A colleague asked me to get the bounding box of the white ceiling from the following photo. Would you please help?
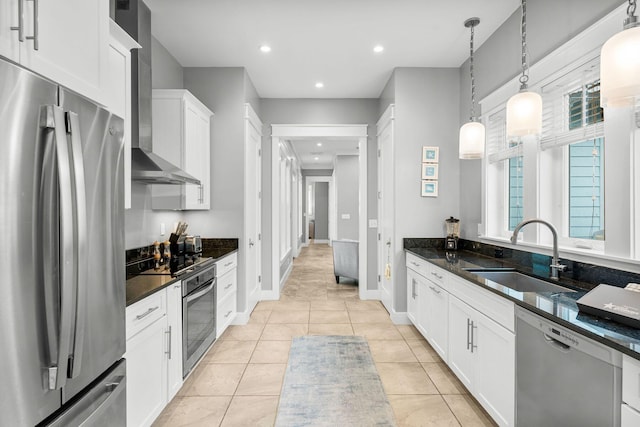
[146,0,520,98]
[288,137,360,169]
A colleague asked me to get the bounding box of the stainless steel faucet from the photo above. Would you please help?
[510,219,566,281]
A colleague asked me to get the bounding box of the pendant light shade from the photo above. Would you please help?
[506,90,542,137]
[600,1,640,108]
[459,17,486,159]
[459,121,486,159]
[506,0,541,139]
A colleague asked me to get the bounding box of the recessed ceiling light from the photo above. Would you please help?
[373,45,384,53]
[259,45,271,53]
[317,142,322,147]
[314,157,319,161]
[315,82,324,88]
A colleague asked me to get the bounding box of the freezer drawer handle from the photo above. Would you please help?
[10,0,24,41]
[81,375,126,426]
[136,306,159,320]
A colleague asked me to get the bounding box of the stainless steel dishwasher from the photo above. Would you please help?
[516,307,622,427]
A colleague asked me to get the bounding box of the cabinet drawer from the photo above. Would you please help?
[126,291,167,341]
[622,404,640,427]
[217,268,237,303]
[217,291,237,337]
[448,274,514,332]
[216,252,238,277]
[623,355,640,410]
[426,264,447,288]
[406,252,430,277]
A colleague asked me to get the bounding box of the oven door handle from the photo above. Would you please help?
[186,280,216,303]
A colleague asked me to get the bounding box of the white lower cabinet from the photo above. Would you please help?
[405,257,515,427]
[166,282,184,401]
[216,252,238,338]
[126,283,183,427]
[623,355,640,426]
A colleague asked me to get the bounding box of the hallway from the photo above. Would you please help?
[154,243,495,426]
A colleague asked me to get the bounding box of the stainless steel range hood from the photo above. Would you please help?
[114,0,200,185]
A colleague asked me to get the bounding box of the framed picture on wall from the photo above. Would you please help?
[422,146,439,163]
[421,163,439,180]
[421,180,438,197]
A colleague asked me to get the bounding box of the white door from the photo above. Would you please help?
[245,104,262,313]
[377,108,394,313]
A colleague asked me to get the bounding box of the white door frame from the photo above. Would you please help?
[304,176,334,245]
[270,124,368,300]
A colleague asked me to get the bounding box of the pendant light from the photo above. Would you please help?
[506,0,542,138]
[600,0,640,108]
[459,17,485,159]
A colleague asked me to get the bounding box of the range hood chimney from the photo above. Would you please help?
[114,0,200,185]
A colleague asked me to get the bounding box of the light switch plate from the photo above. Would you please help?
[369,219,378,228]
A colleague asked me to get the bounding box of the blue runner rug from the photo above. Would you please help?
[275,335,396,427]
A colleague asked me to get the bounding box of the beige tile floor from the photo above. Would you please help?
[154,243,496,427]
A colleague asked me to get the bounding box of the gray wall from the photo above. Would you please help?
[125,36,185,249]
[182,68,246,238]
[260,99,380,291]
[384,67,461,313]
[378,71,396,117]
[314,182,329,240]
[244,70,262,116]
[335,155,359,240]
[457,0,622,241]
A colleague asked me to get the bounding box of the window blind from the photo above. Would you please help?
[487,109,522,163]
[540,58,603,151]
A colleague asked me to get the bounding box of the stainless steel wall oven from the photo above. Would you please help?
[182,263,217,377]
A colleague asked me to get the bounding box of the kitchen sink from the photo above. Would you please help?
[464,269,576,293]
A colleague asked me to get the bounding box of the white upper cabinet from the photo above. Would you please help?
[107,20,139,210]
[2,0,109,105]
[151,89,213,210]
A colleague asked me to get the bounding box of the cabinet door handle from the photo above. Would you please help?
[224,283,233,290]
[470,321,478,353]
[165,326,172,359]
[224,261,233,267]
[411,279,416,299]
[411,261,419,267]
[25,0,38,50]
[10,0,24,41]
[429,285,441,295]
[224,310,232,318]
[135,306,159,320]
[431,272,443,280]
[466,318,471,351]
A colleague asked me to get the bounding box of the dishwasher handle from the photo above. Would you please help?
[543,333,571,352]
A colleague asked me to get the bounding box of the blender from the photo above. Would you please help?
[445,217,460,250]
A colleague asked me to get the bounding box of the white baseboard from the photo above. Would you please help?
[280,262,293,290]
[312,239,329,244]
[232,310,250,325]
[359,289,381,300]
[390,311,411,325]
[261,289,279,301]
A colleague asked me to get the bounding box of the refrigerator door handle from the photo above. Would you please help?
[42,105,75,390]
[66,111,88,379]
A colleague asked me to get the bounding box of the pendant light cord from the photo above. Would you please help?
[519,0,529,90]
[470,23,476,121]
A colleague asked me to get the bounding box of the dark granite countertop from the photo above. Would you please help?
[126,246,238,306]
[405,247,640,361]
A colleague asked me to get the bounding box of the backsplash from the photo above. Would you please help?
[404,238,640,289]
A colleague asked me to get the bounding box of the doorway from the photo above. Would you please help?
[270,124,368,300]
[304,177,332,245]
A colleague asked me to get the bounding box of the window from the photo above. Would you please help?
[568,138,604,240]
[508,156,524,230]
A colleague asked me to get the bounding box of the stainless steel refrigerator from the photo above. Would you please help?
[0,57,126,426]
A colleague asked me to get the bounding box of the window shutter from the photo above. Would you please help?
[487,109,523,163]
[540,58,603,150]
